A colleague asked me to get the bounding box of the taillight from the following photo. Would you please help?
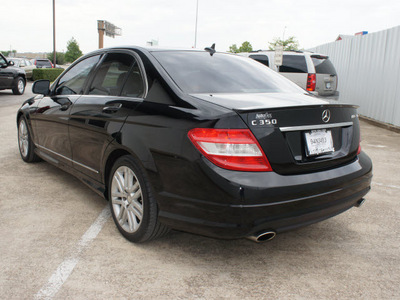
[306,73,316,91]
[188,128,272,172]
[357,132,362,155]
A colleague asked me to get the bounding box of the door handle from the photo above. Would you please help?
[103,103,122,113]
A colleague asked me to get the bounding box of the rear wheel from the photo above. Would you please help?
[108,155,169,242]
[13,77,25,95]
[18,117,40,162]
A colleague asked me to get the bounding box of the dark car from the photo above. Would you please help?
[0,53,26,95]
[32,58,53,68]
[17,47,372,243]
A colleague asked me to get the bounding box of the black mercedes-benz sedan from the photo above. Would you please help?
[17,46,372,243]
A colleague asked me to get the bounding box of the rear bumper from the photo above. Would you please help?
[156,152,372,239]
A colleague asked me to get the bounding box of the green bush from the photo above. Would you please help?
[32,68,65,81]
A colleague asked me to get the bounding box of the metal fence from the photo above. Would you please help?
[309,26,400,127]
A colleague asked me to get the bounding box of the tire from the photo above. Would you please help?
[18,117,41,163]
[108,155,169,243]
[12,77,25,95]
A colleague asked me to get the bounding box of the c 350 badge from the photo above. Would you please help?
[250,113,278,126]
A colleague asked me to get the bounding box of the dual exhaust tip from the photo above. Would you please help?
[247,231,276,243]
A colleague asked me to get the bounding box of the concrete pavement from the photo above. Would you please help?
[0,85,399,299]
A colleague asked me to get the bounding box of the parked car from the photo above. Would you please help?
[17,47,372,243]
[31,58,53,68]
[238,50,338,96]
[0,53,26,95]
[7,58,36,79]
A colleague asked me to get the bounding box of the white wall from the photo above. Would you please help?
[309,26,400,127]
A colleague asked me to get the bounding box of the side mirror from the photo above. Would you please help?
[32,80,50,95]
[8,61,14,66]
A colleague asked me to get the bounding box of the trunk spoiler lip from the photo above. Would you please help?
[233,103,358,114]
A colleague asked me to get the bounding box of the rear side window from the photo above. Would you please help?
[311,57,337,75]
[280,55,307,73]
[88,53,135,96]
[55,55,101,95]
[249,54,269,67]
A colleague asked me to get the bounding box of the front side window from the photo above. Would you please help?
[0,55,7,65]
[280,55,308,73]
[88,53,136,96]
[55,55,101,95]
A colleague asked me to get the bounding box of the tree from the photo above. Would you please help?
[1,50,17,57]
[65,37,83,63]
[268,36,299,51]
[47,52,65,65]
[228,41,253,53]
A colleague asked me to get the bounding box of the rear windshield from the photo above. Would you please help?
[152,51,304,94]
[311,57,337,75]
[37,60,52,67]
[280,55,308,73]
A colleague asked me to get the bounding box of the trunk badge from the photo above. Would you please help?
[322,109,331,123]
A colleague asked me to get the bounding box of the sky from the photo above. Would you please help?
[2,0,400,55]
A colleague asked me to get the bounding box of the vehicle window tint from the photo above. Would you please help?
[55,55,101,95]
[25,60,32,66]
[120,64,144,98]
[311,57,337,75]
[88,53,135,96]
[280,55,307,73]
[249,54,269,67]
[152,51,304,94]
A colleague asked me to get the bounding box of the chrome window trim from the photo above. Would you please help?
[279,122,353,132]
[36,144,99,174]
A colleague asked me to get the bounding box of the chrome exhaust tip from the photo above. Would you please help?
[247,231,276,243]
[355,198,366,207]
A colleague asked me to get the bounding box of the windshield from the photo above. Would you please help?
[152,51,305,94]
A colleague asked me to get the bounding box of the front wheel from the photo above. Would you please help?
[13,77,25,95]
[18,117,41,162]
[108,155,169,243]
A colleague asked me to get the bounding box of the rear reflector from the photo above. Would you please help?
[306,73,316,91]
[188,128,272,172]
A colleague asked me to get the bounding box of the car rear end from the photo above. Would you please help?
[148,50,372,240]
[35,59,53,68]
[310,54,338,96]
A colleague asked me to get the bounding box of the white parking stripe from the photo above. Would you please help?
[373,182,400,190]
[34,206,111,300]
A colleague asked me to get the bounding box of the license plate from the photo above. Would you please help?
[325,82,331,89]
[305,129,335,156]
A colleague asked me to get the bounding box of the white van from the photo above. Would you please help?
[238,51,338,96]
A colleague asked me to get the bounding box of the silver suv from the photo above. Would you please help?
[238,50,338,96]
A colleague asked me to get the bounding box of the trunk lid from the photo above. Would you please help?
[238,105,360,175]
[191,93,360,175]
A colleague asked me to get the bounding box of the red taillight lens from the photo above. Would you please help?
[306,73,316,91]
[357,133,362,155]
[188,128,272,172]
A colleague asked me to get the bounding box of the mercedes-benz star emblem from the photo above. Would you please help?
[322,109,331,123]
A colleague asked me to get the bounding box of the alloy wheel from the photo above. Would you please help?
[18,119,29,158]
[111,166,143,233]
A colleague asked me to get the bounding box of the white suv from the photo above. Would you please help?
[238,50,338,96]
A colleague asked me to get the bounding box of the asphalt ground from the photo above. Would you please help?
[1,83,399,299]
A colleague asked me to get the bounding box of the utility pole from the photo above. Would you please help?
[53,0,56,66]
[98,20,105,49]
[194,0,199,48]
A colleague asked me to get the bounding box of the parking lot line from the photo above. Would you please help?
[372,182,400,190]
[34,206,111,300]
